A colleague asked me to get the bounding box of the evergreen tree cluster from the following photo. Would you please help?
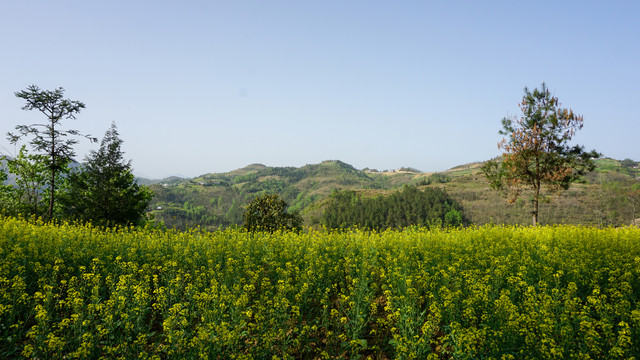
[1,123,152,227]
[322,185,465,230]
[58,124,153,227]
[1,86,152,227]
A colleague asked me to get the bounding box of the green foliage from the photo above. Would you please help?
[418,172,452,186]
[0,166,13,215]
[9,85,96,220]
[398,166,421,173]
[149,161,383,230]
[1,146,49,217]
[428,172,451,184]
[621,158,637,169]
[322,185,465,230]
[444,208,463,227]
[243,193,302,232]
[619,158,639,177]
[59,123,152,227]
[146,156,640,230]
[482,83,600,225]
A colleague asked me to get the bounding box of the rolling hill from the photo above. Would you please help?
[144,157,640,230]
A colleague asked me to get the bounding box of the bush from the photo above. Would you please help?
[243,193,302,232]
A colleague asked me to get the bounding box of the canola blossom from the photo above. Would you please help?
[1,217,639,359]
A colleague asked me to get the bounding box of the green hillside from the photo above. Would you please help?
[148,160,385,230]
[146,158,640,230]
[440,158,640,227]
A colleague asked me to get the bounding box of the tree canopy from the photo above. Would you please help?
[0,146,48,217]
[9,85,96,220]
[482,83,599,226]
[243,193,302,233]
[322,185,465,230]
[59,123,152,227]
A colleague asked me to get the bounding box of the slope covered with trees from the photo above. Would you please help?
[322,186,464,230]
[146,157,640,230]
[147,160,390,230]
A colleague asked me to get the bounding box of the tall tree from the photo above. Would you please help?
[60,123,153,227]
[482,83,599,226]
[9,85,96,220]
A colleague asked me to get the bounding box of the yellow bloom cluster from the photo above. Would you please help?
[1,217,640,359]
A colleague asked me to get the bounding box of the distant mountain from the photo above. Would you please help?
[147,160,418,229]
[146,157,640,230]
[1,157,82,186]
[135,176,185,186]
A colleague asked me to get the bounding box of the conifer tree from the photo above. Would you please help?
[10,85,96,220]
[482,83,599,226]
[60,123,152,227]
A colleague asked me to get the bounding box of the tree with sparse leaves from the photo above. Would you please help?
[1,146,48,217]
[482,83,599,226]
[9,85,96,220]
[59,123,153,227]
[243,193,302,232]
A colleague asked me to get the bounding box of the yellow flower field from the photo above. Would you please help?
[1,217,639,359]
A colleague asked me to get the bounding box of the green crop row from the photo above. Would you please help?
[1,217,639,359]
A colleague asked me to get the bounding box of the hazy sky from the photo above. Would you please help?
[1,1,638,178]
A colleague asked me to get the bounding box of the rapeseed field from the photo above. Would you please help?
[1,217,639,359]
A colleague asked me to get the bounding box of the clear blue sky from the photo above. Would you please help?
[1,1,638,178]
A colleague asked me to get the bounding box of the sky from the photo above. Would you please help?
[1,1,638,179]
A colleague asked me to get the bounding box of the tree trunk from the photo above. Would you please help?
[48,158,55,221]
[532,185,540,226]
[47,136,56,221]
